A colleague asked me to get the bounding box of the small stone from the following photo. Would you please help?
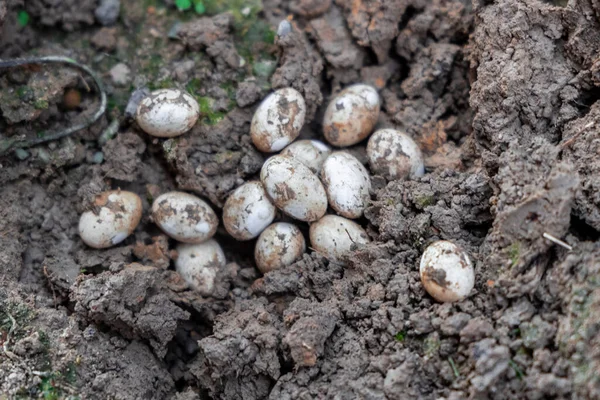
[236,80,262,107]
[91,27,117,51]
[95,0,121,26]
[440,312,471,336]
[14,148,29,160]
[110,63,132,87]
[460,317,494,343]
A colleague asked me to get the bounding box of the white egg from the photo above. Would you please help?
[136,88,199,138]
[309,215,370,265]
[260,155,327,222]
[151,191,218,243]
[255,222,306,273]
[175,239,226,296]
[281,139,332,174]
[79,190,142,249]
[419,240,474,303]
[223,181,276,241]
[322,84,380,147]
[367,129,424,179]
[251,88,307,152]
[321,152,371,219]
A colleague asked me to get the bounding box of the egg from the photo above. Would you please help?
[223,181,276,241]
[151,191,218,243]
[321,152,371,219]
[281,139,332,174]
[79,190,142,249]
[175,239,226,296]
[322,84,380,147]
[419,240,474,303]
[251,88,307,152]
[309,215,370,265]
[255,222,306,273]
[136,88,199,138]
[367,129,424,179]
[260,155,327,222]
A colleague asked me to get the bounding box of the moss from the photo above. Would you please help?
[423,334,440,357]
[508,242,520,268]
[186,78,203,95]
[149,77,176,91]
[34,99,49,110]
[394,331,406,342]
[414,195,434,209]
[0,301,36,341]
[197,96,226,125]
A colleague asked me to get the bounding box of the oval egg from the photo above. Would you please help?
[260,155,327,222]
[223,181,276,241]
[281,139,332,174]
[175,239,226,296]
[251,88,306,152]
[136,88,199,138]
[367,129,424,179]
[321,152,371,219]
[151,191,218,243]
[79,190,142,249]
[322,84,380,147]
[309,214,370,265]
[255,222,306,273]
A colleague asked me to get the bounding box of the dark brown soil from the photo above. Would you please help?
[1,0,600,398]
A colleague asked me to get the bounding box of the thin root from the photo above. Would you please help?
[2,311,18,360]
[542,232,573,251]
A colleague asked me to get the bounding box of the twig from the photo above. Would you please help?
[0,56,106,156]
[43,265,58,309]
[2,312,18,359]
[542,232,573,251]
[559,121,594,150]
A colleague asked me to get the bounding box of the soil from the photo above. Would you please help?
[1,0,600,398]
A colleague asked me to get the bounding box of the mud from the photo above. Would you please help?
[1,0,600,398]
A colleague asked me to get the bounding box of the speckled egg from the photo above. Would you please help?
[321,152,371,219]
[136,88,199,138]
[419,240,474,303]
[367,129,424,179]
[151,191,218,243]
[309,214,370,265]
[223,181,276,241]
[322,84,380,147]
[175,239,226,296]
[78,190,142,249]
[251,88,306,152]
[281,139,332,174]
[255,222,306,273]
[260,155,327,222]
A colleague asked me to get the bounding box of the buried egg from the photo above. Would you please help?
[79,190,142,249]
[309,214,370,265]
[223,181,276,241]
[151,191,218,243]
[255,222,306,273]
[251,88,306,152]
[136,88,199,138]
[281,140,332,174]
[322,84,380,147]
[367,129,424,180]
[260,155,327,222]
[175,239,226,296]
[419,240,474,303]
[321,152,371,219]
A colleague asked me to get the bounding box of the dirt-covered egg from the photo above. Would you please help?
[78,190,142,249]
[321,152,371,219]
[322,84,380,147]
[309,215,370,265]
[151,191,218,243]
[136,88,199,138]
[255,222,306,273]
[281,139,332,174]
[419,240,474,303]
[175,239,225,296]
[223,181,276,241]
[367,129,424,180]
[260,155,327,222]
[251,88,306,152]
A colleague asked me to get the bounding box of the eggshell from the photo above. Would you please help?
[281,139,332,174]
[175,239,226,296]
[136,88,199,138]
[322,84,380,147]
[79,190,142,249]
[151,191,218,243]
[367,129,424,179]
[251,88,306,152]
[321,152,371,219]
[419,240,474,303]
[260,155,327,222]
[309,215,370,265]
[255,222,305,273]
[223,181,276,241]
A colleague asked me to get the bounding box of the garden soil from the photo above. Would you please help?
[1,0,600,398]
